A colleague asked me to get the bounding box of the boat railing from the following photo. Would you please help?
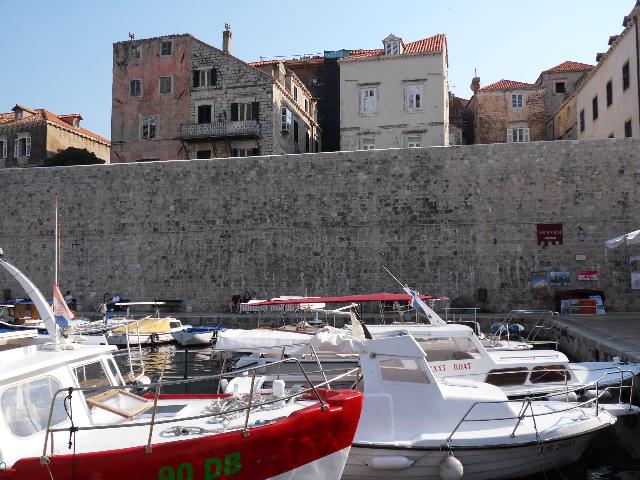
[444,368,636,445]
[444,307,481,336]
[41,358,361,458]
[488,310,559,347]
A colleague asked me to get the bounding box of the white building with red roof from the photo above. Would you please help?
[0,105,110,168]
[338,33,450,151]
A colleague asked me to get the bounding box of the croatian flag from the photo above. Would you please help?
[53,284,73,330]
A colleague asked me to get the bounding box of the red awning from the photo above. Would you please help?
[251,293,447,306]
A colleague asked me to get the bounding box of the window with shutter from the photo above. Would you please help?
[406,84,423,112]
[360,87,378,114]
[197,105,212,124]
[230,103,239,121]
[211,68,217,86]
[252,102,260,122]
[14,138,19,157]
[25,137,31,156]
[293,120,299,143]
[0,138,6,159]
[506,129,513,143]
[193,70,200,88]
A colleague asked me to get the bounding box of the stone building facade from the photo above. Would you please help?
[339,34,450,151]
[1,139,640,313]
[111,29,320,163]
[0,105,110,168]
[535,61,593,127]
[467,80,547,144]
[576,2,640,140]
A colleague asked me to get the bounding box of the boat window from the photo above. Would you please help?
[416,337,481,362]
[379,357,429,384]
[106,358,125,387]
[485,368,528,386]
[1,376,67,437]
[169,321,181,329]
[73,361,112,399]
[529,365,570,383]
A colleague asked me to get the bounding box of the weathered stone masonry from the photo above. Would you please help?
[1,139,639,313]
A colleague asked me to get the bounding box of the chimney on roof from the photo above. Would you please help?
[222,23,232,54]
[470,76,481,94]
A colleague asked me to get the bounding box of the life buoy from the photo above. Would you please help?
[150,333,160,343]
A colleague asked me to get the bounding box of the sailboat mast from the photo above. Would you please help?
[55,197,59,286]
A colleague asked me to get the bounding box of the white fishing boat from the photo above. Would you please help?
[342,332,617,479]
[0,250,364,480]
[216,290,640,400]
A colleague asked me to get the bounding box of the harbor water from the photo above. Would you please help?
[114,344,640,480]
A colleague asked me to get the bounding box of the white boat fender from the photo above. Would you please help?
[219,379,229,392]
[366,456,414,470]
[273,379,286,408]
[439,452,463,480]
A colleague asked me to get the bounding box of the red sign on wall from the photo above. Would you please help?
[537,223,563,246]
[577,271,599,281]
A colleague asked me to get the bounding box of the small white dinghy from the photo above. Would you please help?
[171,325,226,346]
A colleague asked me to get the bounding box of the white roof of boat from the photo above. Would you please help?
[115,302,166,306]
[0,343,116,383]
[0,329,39,342]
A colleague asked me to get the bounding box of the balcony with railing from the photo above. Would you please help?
[180,120,261,140]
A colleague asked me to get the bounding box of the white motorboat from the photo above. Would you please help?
[217,301,640,399]
[171,325,226,346]
[0,251,364,480]
[341,332,617,479]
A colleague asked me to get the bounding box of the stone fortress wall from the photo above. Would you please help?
[1,138,639,313]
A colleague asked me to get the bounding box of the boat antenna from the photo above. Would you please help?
[382,264,406,289]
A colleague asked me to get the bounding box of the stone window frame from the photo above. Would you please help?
[405,83,424,113]
[0,136,7,159]
[361,138,376,150]
[511,94,523,109]
[160,40,173,56]
[407,135,422,148]
[592,95,599,122]
[293,85,298,102]
[360,87,379,115]
[506,127,530,143]
[159,75,173,95]
[195,148,213,159]
[129,44,140,60]
[554,81,566,94]
[281,107,293,132]
[130,79,142,98]
[140,114,158,141]
[14,132,31,157]
[193,68,217,88]
[384,40,400,56]
[195,101,214,124]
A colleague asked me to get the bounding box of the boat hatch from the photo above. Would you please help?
[1,376,67,437]
[485,368,528,386]
[530,365,571,383]
[73,361,114,399]
[140,404,187,416]
[415,336,482,361]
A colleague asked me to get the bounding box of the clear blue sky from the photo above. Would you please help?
[1,0,632,140]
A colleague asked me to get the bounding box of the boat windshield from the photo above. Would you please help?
[1,376,67,437]
[73,361,113,399]
[416,336,482,362]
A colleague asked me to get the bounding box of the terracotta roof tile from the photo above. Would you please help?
[542,60,594,74]
[346,34,446,60]
[248,59,283,67]
[0,106,109,144]
[479,79,542,91]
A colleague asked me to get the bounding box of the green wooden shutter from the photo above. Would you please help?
[211,68,217,85]
[251,102,260,121]
[230,103,238,121]
[192,70,200,88]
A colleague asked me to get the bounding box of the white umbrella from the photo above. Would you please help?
[605,229,640,249]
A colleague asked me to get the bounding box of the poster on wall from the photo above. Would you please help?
[630,256,640,289]
[549,272,570,286]
[531,272,549,299]
[577,271,599,281]
[537,223,563,246]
